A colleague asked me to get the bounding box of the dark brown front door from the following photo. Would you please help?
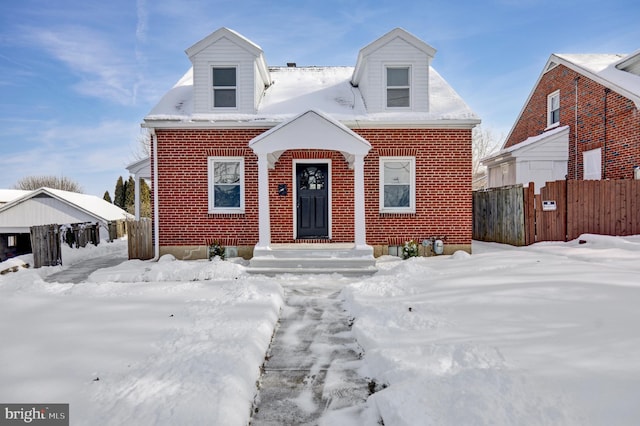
[296,163,329,239]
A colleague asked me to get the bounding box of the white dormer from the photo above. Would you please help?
[351,28,436,113]
[185,28,271,114]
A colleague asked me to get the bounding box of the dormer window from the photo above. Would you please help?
[386,66,410,108]
[212,66,237,108]
[547,90,560,127]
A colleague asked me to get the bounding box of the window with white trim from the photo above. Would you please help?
[7,235,16,247]
[212,67,237,108]
[379,157,416,213]
[386,66,410,108]
[208,157,244,213]
[547,90,560,127]
[583,148,602,180]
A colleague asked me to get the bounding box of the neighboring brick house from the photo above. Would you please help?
[141,27,479,271]
[483,51,640,192]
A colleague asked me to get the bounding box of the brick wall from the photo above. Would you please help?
[268,150,355,242]
[505,64,640,180]
[356,128,473,246]
[153,126,473,250]
[154,128,264,248]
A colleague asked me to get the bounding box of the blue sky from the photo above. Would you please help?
[1,0,639,197]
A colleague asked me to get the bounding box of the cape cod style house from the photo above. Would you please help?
[140,27,479,273]
[483,50,640,192]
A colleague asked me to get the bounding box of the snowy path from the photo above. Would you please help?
[44,253,128,284]
[251,277,369,425]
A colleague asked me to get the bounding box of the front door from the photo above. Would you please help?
[296,163,329,239]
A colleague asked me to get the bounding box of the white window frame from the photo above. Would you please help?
[7,235,16,247]
[208,156,245,213]
[385,65,411,109]
[379,156,416,213]
[583,148,602,180]
[547,90,560,128]
[211,66,237,109]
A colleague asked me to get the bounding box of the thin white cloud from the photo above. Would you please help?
[0,119,139,195]
[136,0,148,44]
[25,26,137,105]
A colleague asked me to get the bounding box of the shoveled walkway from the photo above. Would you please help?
[251,277,370,425]
[44,254,128,284]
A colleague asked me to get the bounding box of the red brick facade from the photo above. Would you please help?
[505,64,640,180]
[153,127,472,251]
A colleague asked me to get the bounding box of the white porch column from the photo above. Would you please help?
[256,153,271,248]
[134,175,141,220]
[353,154,367,248]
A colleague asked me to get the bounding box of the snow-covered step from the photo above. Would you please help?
[247,243,377,275]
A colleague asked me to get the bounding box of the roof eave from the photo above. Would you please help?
[0,187,130,223]
[185,27,263,59]
[143,117,480,130]
[556,54,640,107]
[481,150,514,166]
[502,53,640,148]
[351,28,436,86]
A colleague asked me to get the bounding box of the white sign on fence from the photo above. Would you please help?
[542,200,557,211]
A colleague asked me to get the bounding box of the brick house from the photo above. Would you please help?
[483,51,640,192]
[140,27,479,272]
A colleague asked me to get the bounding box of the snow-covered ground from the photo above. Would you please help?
[1,235,640,425]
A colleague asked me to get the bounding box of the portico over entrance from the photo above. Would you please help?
[248,110,372,254]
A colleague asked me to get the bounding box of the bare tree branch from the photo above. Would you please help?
[14,175,84,193]
[131,128,151,161]
[472,126,502,178]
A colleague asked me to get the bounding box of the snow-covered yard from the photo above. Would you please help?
[1,235,639,425]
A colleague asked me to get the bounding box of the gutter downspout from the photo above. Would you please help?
[574,77,579,180]
[603,88,610,179]
[151,128,160,261]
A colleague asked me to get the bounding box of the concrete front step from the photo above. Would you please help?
[247,266,377,276]
[247,243,377,276]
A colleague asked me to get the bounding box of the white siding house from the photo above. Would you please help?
[351,28,435,113]
[482,126,569,193]
[0,187,132,260]
[185,28,271,114]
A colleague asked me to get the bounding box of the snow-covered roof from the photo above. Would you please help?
[551,52,640,106]
[0,187,132,223]
[483,125,569,165]
[502,51,640,149]
[0,189,31,204]
[185,27,264,59]
[144,65,478,125]
[553,53,625,73]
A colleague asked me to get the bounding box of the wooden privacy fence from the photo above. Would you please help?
[565,179,640,240]
[474,179,640,245]
[108,220,127,242]
[473,184,529,246]
[61,222,100,248]
[30,224,62,268]
[127,218,153,260]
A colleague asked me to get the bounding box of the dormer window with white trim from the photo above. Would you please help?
[547,90,560,127]
[212,66,237,108]
[386,66,411,108]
